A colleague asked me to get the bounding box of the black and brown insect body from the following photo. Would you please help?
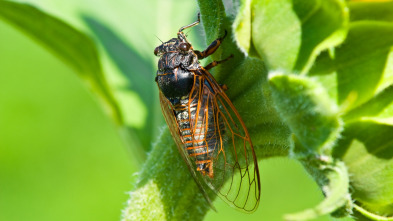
[154,14,261,212]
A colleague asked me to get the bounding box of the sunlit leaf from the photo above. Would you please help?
[269,73,342,154]
[335,22,393,108]
[234,0,348,73]
[334,120,393,216]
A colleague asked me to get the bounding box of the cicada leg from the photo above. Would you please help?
[194,30,228,59]
[204,54,234,70]
[196,159,214,178]
[208,160,214,178]
[220,84,228,91]
[179,13,200,32]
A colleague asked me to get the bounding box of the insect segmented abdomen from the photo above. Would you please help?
[173,90,220,177]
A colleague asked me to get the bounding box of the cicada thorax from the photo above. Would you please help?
[156,52,197,98]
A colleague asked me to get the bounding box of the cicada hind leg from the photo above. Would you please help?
[196,159,214,178]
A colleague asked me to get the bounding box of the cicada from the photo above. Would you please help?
[154,14,260,212]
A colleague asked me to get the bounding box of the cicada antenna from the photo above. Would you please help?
[154,35,164,43]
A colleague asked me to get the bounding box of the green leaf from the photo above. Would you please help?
[82,15,158,151]
[349,1,393,23]
[309,50,337,76]
[333,120,393,217]
[269,73,342,154]
[222,57,292,155]
[344,85,393,122]
[198,0,226,48]
[310,22,393,109]
[234,0,348,73]
[335,21,393,108]
[0,1,122,124]
[233,0,252,55]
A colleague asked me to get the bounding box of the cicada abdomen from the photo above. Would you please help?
[154,13,261,212]
[171,76,224,178]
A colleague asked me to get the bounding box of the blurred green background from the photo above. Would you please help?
[0,0,354,220]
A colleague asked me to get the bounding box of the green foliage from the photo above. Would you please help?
[269,73,342,154]
[0,5,134,221]
[0,1,122,124]
[2,0,393,220]
[234,0,348,73]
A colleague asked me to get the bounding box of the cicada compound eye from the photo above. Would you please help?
[178,43,191,51]
[154,47,160,56]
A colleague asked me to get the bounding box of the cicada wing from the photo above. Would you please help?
[158,69,260,213]
[158,90,216,210]
[197,70,261,213]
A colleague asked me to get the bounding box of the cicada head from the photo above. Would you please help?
[154,34,192,57]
